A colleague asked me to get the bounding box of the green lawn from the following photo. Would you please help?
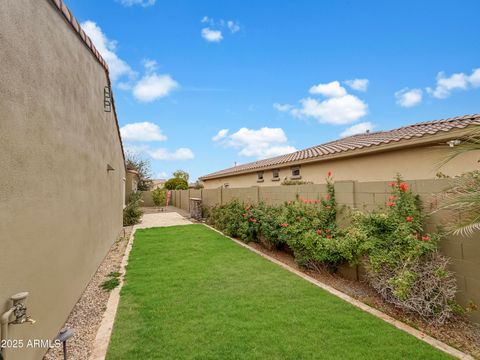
[107,224,451,360]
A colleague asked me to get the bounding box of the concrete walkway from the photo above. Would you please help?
[90,211,192,360]
[136,212,193,229]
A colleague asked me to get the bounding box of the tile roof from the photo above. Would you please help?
[200,114,480,180]
[50,0,108,70]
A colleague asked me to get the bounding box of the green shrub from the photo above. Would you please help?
[207,200,247,238]
[152,187,167,207]
[123,192,143,226]
[344,176,457,323]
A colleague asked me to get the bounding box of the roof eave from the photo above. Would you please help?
[200,127,474,181]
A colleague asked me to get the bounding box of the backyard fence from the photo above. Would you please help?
[141,179,479,322]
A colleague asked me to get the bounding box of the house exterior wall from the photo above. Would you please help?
[0,1,125,359]
[202,145,480,189]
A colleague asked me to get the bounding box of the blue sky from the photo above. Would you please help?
[65,0,480,181]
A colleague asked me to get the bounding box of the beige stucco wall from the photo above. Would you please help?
[203,145,480,189]
[125,170,139,204]
[0,1,125,359]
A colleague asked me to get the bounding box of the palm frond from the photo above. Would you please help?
[436,125,480,169]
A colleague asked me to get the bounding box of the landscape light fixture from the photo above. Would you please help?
[54,328,75,360]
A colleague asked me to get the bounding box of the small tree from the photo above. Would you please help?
[173,169,190,183]
[164,178,188,190]
[152,187,167,207]
[125,151,153,191]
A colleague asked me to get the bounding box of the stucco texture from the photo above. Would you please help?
[0,1,125,359]
[203,144,480,189]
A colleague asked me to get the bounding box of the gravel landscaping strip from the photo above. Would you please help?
[44,227,132,360]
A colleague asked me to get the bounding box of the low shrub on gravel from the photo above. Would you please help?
[123,192,143,226]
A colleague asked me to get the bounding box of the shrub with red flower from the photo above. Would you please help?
[343,175,455,324]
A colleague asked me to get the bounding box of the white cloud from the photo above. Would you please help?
[80,21,135,82]
[279,80,368,125]
[273,103,293,112]
[426,68,480,99]
[133,74,179,102]
[227,21,240,33]
[201,28,223,42]
[118,0,156,7]
[426,71,469,99]
[149,148,195,161]
[156,171,169,179]
[212,129,229,141]
[470,68,480,87]
[120,122,167,142]
[395,88,423,107]
[340,122,374,137]
[291,95,368,125]
[345,78,369,92]
[142,58,158,73]
[200,17,240,42]
[217,127,296,159]
[309,81,347,97]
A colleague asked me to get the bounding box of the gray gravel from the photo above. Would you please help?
[43,226,132,360]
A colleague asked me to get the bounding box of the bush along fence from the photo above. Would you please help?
[155,176,479,324]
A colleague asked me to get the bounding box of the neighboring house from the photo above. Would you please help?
[0,1,125,360]
[200,114,480,189]
[151,178,167,189]
[125,169,140,203]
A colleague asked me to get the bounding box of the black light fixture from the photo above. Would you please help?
[104,85,112,112]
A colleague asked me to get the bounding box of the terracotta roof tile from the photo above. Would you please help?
[49,0,108,72]
[200,114,480,180]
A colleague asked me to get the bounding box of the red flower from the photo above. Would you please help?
[325,229,331,234]
[280,223,289,228]
[388,182,396,187]
[406,216,414,222]
[327,171,332,177]
[249,218,257,223]
[325,194,330,200]
[326,205,332,209]
[399,182,409,192]
[387,201,395,207]
[326,235,333,239]
[388,195,396,201]
[421,235,430,242]
[316,229,322,235]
